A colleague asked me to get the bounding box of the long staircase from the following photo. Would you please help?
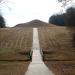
[25,28,54,75]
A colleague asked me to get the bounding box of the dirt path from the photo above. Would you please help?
[25,28,54,75]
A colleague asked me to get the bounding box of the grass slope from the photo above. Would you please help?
[0,28,33,61]
[38,26,75,75]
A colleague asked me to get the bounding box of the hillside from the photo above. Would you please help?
[0,20,75,75]
[38,26,75,75]
[0,27,33,61]
[15,19,54,27]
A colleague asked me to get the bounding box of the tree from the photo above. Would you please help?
[49,7,75,26]
[64,7,75,47]
[65,7,75,26]
[49,14,65,26]
[58,0,73,7]
[57,0,73,13]
[0,0,15,27]
[0,15,5,28]
[0,0,14,11]
[49,15,56,24]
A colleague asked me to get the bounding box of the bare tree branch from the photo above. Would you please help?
[58,0,73,7]
[0,0,15,11]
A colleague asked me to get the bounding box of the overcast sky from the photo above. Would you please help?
[0,0,72,27]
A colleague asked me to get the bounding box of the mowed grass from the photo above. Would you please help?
[0,61,30,75]
[45,61,75,75]
[38,26,75,60]
[0,27,33,60]
[0,27,32,75]
[38,26,75,75]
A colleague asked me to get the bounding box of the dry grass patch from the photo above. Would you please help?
[38,26,75,60]
[0,28,33,61]
[39,26,75,75]
[45,61,75,75]
[0,61,30,75]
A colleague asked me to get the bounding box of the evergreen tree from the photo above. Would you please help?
[0,15,5,28]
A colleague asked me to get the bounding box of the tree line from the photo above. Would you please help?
[49,7,75,26]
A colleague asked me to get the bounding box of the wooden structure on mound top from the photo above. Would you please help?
[15,19,54,27]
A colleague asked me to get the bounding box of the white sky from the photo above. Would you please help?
[0,0,67,27]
